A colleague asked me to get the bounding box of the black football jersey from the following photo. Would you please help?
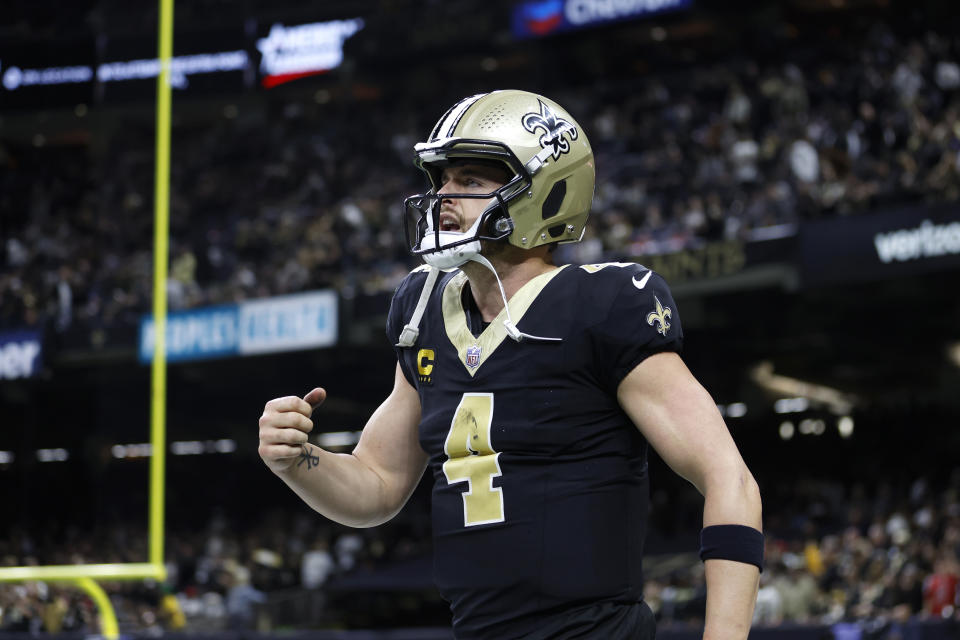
[386,262,683,639]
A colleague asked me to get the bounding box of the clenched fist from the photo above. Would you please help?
[258,388,326,474]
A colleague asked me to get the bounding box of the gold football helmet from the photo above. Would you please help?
[403,90,595,268]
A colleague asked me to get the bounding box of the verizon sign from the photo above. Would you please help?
[0,330,43,380]
[800,206,960,286]
[874,219,960,263]
[256,19,364,88]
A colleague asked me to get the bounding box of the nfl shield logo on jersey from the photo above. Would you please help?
[465,345,481,368]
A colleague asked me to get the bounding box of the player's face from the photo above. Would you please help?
[436,164,509,234]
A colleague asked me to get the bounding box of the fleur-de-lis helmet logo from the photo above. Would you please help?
[522,99,579,160]
[646,296,672,337]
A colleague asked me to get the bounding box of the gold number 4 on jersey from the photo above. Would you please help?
[442,393,505,527]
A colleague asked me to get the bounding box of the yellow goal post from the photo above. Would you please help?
[0,0,175,637]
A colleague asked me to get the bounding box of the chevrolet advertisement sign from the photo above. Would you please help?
[512,0,691,39]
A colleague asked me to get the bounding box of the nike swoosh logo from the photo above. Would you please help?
[632,271,652,290]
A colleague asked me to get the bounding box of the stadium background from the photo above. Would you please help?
[1,0,959,637]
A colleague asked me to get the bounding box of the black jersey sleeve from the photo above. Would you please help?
[589,266,684,393]
[385,267,431,387]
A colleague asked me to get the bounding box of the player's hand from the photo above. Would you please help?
[258,388,326,474]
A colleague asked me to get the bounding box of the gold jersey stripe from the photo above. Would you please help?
[441,265,568,376]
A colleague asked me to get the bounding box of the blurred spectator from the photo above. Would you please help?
[773,557,819,622]
[157,585,187,631]
[754,572,784,626]
[225,564,266,631]
[923,553,959,617]
[335,532,364,573]
[301,537,335,590]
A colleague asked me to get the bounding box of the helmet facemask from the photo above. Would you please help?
[403,140,531,269]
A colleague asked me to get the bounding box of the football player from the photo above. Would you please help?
[259,90,763,639]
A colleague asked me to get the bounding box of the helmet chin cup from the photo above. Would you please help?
[419,213,484,269]
[422,239,481,269]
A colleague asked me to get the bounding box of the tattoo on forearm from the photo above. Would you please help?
[297,444,320,470]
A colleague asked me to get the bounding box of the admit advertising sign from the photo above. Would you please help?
[256,19,364,88]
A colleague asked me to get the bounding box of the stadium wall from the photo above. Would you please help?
[0,617,957,639]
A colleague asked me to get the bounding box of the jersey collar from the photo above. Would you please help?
[441,265,568,376]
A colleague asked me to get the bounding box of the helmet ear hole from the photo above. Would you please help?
[541,180,567,219]
[548,224,566,238]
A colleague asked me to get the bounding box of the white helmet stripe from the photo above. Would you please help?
[428,103,459,141]
[429,93,487,141]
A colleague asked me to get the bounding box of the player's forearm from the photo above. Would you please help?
[703,559,760,640]
[701,466,762,639]
[273,445,397,527]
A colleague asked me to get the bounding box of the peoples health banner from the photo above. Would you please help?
[512,0,691,39]
[0,330,43,380]
[139,290,338,363]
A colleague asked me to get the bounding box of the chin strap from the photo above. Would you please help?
[396,257,563,348]
[469,254,562,344]
[396,267,440,348]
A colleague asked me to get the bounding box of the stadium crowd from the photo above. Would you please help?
[1,471,958,634]
[2,21,960,334]
[3,7,960,638]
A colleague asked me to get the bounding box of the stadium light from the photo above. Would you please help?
[837,416,854,438]
[214,439,236,453]
[170,441,204,455]
[317,431,362,448]
[773,397,809,414]
[727,402,748,418]
[111,443,153,459]
[779,421,795,440]
[948,342,960,368]
[36,448,69,462]
[166,439,240,455]
[798,419,825,436]
[720,402,748,418]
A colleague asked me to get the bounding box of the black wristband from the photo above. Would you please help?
[699,524,764,572]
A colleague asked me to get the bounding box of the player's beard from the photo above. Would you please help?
[480,238,548,267]
[479,238,510,259]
